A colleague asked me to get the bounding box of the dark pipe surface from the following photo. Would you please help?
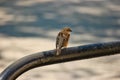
[0,41,120,80]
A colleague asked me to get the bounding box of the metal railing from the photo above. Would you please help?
[0,41,120,80]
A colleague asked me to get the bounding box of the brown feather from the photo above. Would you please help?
[56,27,72,55]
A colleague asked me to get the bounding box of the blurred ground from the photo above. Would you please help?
[0,0,120,80]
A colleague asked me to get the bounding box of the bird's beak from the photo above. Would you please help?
[70,29,72,32]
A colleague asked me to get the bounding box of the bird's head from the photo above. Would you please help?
[62,27,72,33]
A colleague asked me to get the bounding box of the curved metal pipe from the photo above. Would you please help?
[0,41,120,80]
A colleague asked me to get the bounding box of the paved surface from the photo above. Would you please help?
[0,0,120,80]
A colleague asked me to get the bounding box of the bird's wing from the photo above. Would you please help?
[56,32,64,49]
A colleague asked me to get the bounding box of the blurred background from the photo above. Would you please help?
[0,0,120,80]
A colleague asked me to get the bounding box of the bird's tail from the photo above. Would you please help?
[56,48,61,56]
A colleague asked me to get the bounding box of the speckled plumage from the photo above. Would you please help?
[56,27,72,55]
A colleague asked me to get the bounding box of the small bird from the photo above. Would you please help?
[56,27,72,55]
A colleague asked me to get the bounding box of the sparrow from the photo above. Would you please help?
[56,27,72,55]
